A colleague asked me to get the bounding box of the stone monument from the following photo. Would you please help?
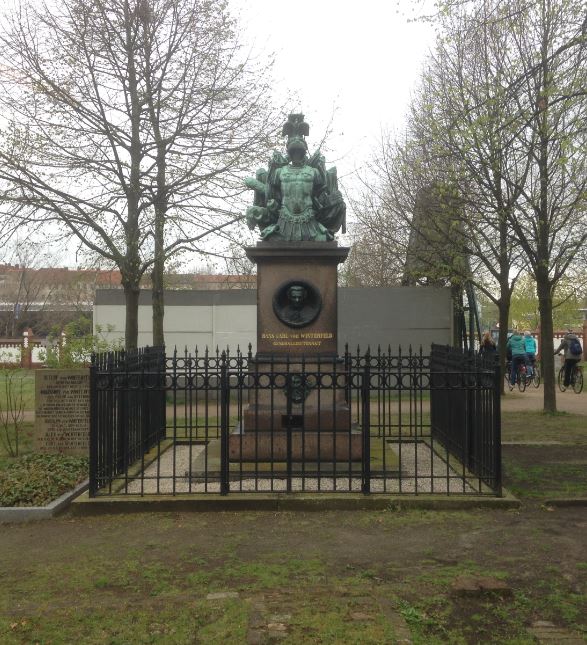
[230,114,360,461]
[34,369,90,456]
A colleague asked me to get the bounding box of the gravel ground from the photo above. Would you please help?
[123,441,479,495]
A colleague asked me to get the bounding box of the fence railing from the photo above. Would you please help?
[89,346,167,496]
[0,334,45,367]
[89,344,501,497]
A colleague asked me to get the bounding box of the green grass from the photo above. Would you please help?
[501,408,587,498]
[503,459,587,499]
[0,368,35,410]
[1,511,585,644]
[502,410,587,444]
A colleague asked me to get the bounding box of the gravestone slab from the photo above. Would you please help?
[34,369,90,456]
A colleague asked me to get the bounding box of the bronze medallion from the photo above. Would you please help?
[272,280,322,328]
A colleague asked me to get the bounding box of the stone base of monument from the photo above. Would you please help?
[189,431,401,480]
[228,429,362,462]
[247,242,349,358]
[242,405,352,432]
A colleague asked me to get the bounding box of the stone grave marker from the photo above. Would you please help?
[34,369,90,456]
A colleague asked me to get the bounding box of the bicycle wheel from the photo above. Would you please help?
[517,370,527,392]
[573,367,583,394]
[558,367,567,392]
[532,365,541,388]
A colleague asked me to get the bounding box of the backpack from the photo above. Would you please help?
[569,338,582,356]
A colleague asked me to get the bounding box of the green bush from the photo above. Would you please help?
[0,453,88,507]
[43,316,123,368]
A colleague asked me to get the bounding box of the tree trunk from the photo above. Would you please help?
[122,0,143,352]
[123,281,140,350]
[535,11,556,413]
[537,277,556,412]
[497,291,511,396]
[143,24,167,348]
[151,219,165,346]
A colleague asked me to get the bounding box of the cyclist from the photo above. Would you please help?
[506,329,527,387]
[554,329,582,388]
[523,331,537,378]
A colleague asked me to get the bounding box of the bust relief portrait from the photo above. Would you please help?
[272,281,322,328]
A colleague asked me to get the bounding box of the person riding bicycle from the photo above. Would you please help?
[506,329,527,386]
[523,331,537,378]
[555,329,582,388]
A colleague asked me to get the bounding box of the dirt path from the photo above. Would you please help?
[502,385,587,415]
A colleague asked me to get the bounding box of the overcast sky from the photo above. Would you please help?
[234,0,436,188]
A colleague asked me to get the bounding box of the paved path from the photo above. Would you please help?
[502,386,587,415]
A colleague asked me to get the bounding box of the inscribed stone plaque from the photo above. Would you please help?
[34,369,90,456]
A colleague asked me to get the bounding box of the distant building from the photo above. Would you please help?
[0,263,254,337]
[0,264,121,336]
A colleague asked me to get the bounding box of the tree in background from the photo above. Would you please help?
[509,272,584,331]
[0,243,60,337]
[353,0,587,408]
[0,0,281,349]
[475,0,587,411]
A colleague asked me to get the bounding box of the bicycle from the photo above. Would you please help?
[558,362,584,394]
[527,360,540,388]
[506,361,528,392]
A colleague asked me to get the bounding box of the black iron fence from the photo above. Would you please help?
[89,344,501,497]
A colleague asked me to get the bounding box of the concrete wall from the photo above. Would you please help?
[94,286,453,353]
[339,287,453,352]
[94,290,256,351]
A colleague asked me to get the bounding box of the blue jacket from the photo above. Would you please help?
[507,333,526,356]
[524,336,537,354]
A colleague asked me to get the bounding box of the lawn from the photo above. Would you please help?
[0,509,585,644]
[502,410,587,445]
[0,368,35,411]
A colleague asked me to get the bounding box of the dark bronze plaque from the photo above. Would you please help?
[272,280,322,328]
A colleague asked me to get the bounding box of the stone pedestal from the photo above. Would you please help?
[247,241,349,358]
[229,241,358,462]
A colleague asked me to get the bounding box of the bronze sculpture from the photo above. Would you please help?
[244,114,346,241]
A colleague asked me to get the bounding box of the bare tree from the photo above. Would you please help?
[502,0,587,411]
[406,1,531,390]
[360,0,587,407]
[0,0,281,349]
[0,242,62,337]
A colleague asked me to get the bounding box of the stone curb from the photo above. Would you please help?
[544,497,587,508]
[68,490,520,516]
[0,479,90,524]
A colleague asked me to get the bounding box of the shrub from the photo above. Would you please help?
[0,453,88,507]
[43,320,123,368]
[0,366,26,457]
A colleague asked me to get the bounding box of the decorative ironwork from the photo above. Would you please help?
[89,344,501,498]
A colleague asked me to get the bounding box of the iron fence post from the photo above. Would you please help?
[220,351,229,495]
[361,357,371,495]
[493,354,503,496]
[89,355,98,497]
[286,369,293,494]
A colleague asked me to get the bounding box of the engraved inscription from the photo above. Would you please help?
[34,369,90,456]
[261,331,334,347]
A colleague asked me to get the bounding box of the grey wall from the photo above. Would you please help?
[94,290,256,351]
[339,287,453,351]
[94,286,452,352]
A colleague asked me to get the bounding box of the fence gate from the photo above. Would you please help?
[90,345,501,497]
